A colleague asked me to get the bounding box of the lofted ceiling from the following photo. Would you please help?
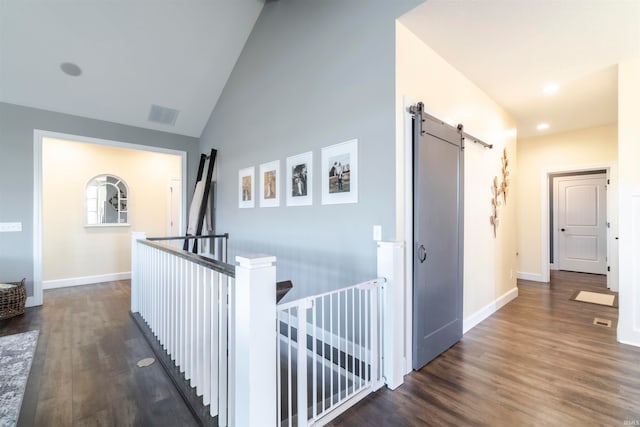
[400,0,640,138]
[1,1,638,139]
[0,0,264,137]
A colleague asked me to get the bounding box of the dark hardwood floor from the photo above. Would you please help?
[329,271,640,427]
[0,281,197,427]
[3,272,639,426]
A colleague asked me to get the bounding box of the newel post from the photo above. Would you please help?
[231,255,277,427]
[130,231,146,313]
[377,241,405,390]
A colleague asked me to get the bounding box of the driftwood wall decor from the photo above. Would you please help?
[490,148,510,238]
[490,176,500,237]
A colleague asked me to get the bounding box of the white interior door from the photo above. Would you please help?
[557,174,607,274]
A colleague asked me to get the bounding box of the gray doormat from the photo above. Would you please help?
[0,330,39,427]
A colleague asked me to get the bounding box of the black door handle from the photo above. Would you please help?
[561,228,566,232]
[418,245,427,263]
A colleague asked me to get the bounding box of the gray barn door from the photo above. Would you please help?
[412,104,464,370]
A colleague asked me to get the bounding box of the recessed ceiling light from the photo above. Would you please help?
[536,123,549,131]
[543,83,559,94]
[60,62,82,77]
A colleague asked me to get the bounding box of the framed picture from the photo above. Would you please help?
[286,151,313,207]
[321,139,358,205]
[260,160,280,208]
[238,167,255,208]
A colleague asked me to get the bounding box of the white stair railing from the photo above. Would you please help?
[131,233,277,427]
[276,279,384,427]
[131,232,405,427]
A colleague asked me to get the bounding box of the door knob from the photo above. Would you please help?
[561,228,566,232]
[418,245,427,263]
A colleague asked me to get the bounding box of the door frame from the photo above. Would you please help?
[551,172,607,273]
[402,96,416,374]
[167,176,183,237]
[540,162,618,289]
[32,129,187,307]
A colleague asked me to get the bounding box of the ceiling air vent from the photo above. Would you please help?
[148,104,179,126]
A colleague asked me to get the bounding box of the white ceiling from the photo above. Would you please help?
[1,1,638,139]
[400,0,640,138]
[0,0,264,137]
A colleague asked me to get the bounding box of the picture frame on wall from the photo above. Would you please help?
[238,166,255,208]
[286,151,313,207]
[321,139,358,205]
[260,160,280,208]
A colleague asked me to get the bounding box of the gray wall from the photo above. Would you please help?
[200,0,421,300]
[0,102,200,296]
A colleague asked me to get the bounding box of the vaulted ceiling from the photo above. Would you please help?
[1,0,638,139]
[0,0,264,137]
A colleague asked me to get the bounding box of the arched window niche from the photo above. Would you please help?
[85,174,129,226]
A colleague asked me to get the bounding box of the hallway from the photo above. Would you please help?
[330,271,640,426]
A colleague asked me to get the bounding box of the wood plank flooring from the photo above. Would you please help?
[0,281,197,427]
[2,272,639,426]
[329,271,640,427]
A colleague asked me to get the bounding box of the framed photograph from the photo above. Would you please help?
[260,160,280,208]
[321,139,358,205]
[286,151,313,207]
[238,166,255,208]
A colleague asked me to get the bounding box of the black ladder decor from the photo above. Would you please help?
[184,148,217,253]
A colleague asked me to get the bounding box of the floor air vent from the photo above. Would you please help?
[593,318,612,328]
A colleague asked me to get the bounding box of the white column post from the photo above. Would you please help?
[131,231,147,313]
[377,241,406,390]
[231,254,277,427]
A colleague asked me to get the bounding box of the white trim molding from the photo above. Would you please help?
[516,272,546,282]
[401,95,416,375]
[33,129,188,306]
[463,287,518,334]
[43,272,131,290]
[540,162,618,286]
[617,191,640,347]
[25,296,39,308]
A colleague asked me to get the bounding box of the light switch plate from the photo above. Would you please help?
[373,225,382,241]
[0,222,22,232]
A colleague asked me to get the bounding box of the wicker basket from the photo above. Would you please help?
[0,278,26,320]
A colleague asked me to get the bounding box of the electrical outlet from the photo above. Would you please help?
[0,222,22,232]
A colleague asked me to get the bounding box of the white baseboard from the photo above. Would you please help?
[463,287,518,334]
[618,336,640,348]
[617,325,640,348]
[25,296,40,308]
[43,272,131,290]
[517,272,545,282]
